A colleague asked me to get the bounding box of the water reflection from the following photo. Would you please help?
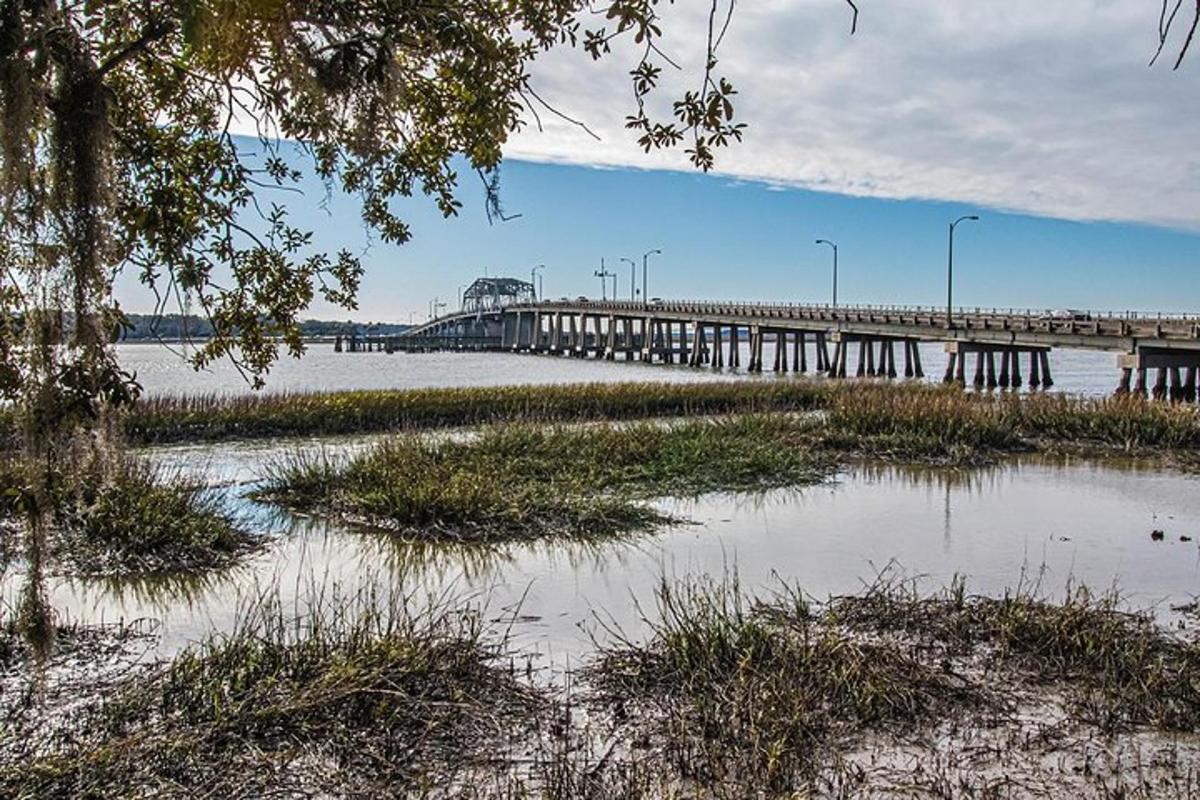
[7,457,1197,671]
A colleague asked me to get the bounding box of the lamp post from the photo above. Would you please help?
[947,215,980,327]
[531,264,545,301]
[620,258,637,301]
[642,249,661,305]
[593,258,615,300]
[815,239,838,307]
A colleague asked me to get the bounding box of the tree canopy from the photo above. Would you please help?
[0,0,756,434]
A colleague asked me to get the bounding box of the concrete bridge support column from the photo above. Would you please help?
[1153,368,1168,400]
[1029,350,1042,388]
[884,341,897,378]
[1040,352,1054,388]
[1135,368,1148,395]
[749,326,764,372]
[1117,368,1133,394]
[997,350,1010,387]
[1007,350,1022,388]
[974,352,989,387]
[605,315,617,360]
[679,321,690,365]
[815,333,829,373]
[729,325,740,368]
[779,332,789,372]
[943,352,957,384]
[1186,368,1198,403]
[911,340,924,378]
[713,325,724,368]
[794,333,805,373]
[856,339,868,377]
[690,322,704,367]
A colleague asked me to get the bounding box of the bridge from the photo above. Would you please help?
[338,296,1200,401]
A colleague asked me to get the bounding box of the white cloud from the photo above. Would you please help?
[505,0,1200,229]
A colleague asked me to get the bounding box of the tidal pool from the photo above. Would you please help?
[15,448,1199,675]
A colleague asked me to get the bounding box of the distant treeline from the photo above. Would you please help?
[120,314,411,341]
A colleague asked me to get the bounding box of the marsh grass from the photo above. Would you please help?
[828,578,1200,732]
[256,416,836,543]
[38,379,1198,454]
[587,576,1200,795]
[52,457,255,575]
[118,381,831,444]
[588,576,989,793]
[1,447,255,575]
[1,584,545,799]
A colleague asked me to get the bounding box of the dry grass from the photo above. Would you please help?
[586,575,1200,796]
[0,584,545,799]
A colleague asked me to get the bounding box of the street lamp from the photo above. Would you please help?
[531,264,545,301]
[620,258,637,301]
[815,239,838,307]
[947,215,980,327]
[593,258,616,300]
[642,249,661,304]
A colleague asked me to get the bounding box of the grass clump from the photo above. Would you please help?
[53,457,254,575]
[588,577,986,793]
[1,587,544,799]
[1,448,255,576]
[588,576,1200,795]
[829,580,1200,732]
[256,416,835,543]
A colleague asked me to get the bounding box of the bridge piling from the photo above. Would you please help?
[857,339,868,377]
[1040,351,1054,388]
[1009,349,1021,388]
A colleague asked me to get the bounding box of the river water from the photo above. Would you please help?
[4,344,1197,672]
[118,340,1124,397]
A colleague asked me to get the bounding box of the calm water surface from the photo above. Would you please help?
[26,446,1200,673]
[119,341,1124,397]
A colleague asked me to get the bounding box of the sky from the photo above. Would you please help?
[115,1,1200,321]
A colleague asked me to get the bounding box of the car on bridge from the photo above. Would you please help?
[1040,309,1092,321]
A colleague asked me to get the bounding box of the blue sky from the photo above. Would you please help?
[116,154,1200,322]
[114,2,1200,322]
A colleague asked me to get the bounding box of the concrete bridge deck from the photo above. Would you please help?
[338,300,1200,400]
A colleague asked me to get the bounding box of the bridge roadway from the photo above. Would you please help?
[345,300,1200,399]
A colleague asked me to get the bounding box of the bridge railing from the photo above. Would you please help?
[402,300,1200,337]
[512,300,1200,322]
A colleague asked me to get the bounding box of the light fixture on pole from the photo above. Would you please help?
[593,258,615,301]
[531,264,545,301]
[642,249,662,304]
[815,239,838,307]
[620,258,637,301]
[947,215,980,327]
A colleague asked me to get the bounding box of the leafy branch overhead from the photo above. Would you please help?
[0,0,776,404]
